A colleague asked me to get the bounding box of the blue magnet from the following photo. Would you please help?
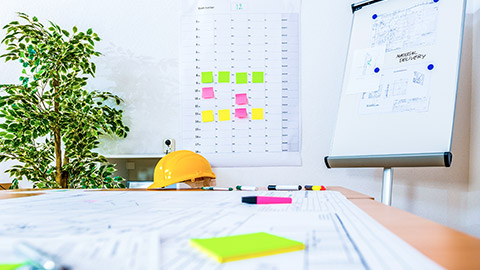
[374,67,380,73]
[372,14,378,19]
[433,0,439,3]
[427,64,435,70]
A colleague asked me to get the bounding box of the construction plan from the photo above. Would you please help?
[0,190,442,269]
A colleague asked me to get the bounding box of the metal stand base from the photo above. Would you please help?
[381,167,393,206]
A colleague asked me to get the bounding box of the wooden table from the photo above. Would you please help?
[326,187,480,269]
[1,186,479,269]
[351,198,480,270]
[326,186,375,200]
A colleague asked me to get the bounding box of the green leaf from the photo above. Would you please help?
[32,17,38,22]
[62,29,70,37]
[0,13,128,190]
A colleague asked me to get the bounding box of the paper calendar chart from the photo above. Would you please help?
[180,0,301,166]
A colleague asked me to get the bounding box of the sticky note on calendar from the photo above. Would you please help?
[252,108,264,120]
[202,72,214,83]
[252,72,264,83]
[190,232,305,263]
[202,87,215,99]
[218,109,230,121]
[235,108,248,119]
[218,71,230,83]
[235,93,248,105]
[236,72,248,84]
[202,110,214,122]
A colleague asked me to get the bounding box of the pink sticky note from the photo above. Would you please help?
[235,108,248,119]
[202,87,214,99]
[235,93,248,105]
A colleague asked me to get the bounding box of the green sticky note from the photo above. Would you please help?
[202,72,213,83]
[252,72,264,83]
[190,232,305,263]
[218,71,230,83]
[236,72,248,84]
[0,263,25,270]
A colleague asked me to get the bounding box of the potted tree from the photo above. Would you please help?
[0,13,129,189]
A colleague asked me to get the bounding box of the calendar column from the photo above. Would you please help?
[247,14,267,153]
[281,13,300,152]
[231,15,250,154]
[264,14,283,153]
[196,16,216,154]
[180,15,197,151]
[213,14,234,154]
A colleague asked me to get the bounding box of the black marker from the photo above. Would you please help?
[267,185,302,191]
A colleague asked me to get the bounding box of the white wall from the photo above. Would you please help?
[470,1,480,192]
[469,0,480,13]
[0,0,479,237]
[467,3,480,236]
[119,0,480,237]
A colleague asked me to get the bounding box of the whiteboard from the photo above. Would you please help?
[330,0,466,159]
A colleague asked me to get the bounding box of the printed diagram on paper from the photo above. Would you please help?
[0,190,442,270]
[179,0,301,166]
[350,0,439,115]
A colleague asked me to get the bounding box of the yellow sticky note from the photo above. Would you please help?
[190,232,305,263]
[202,110,214,122]
[0,263,26,270]
[218,109,230,121]
[252,108,264,120]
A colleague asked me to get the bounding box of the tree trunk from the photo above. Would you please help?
[62,156,69,187]
[54,128,65,187]
[53,79,67,188]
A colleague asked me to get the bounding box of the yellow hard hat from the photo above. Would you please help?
[147,150,216,189]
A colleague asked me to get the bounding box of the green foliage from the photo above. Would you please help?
[0,13,129,189]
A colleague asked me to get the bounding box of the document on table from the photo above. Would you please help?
[0,232,161,270]
[0,190,442,270]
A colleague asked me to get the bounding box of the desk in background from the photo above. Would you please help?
[0,183,11,190]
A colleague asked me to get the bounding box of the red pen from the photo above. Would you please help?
[241,196,292,204]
